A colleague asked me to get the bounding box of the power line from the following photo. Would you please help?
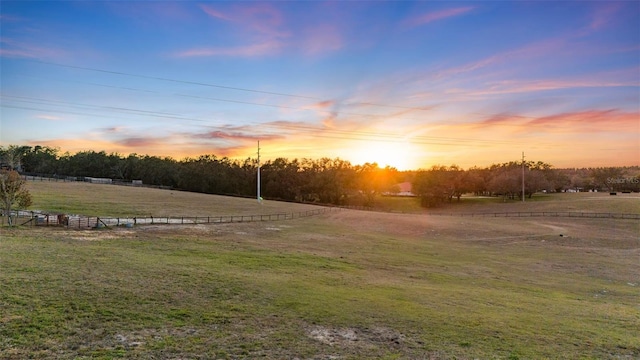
[0,104,568,149]
[13,72,423,120]
[2,94,555,147]
[0,95,211,123]
[32,60,434,112]
[15,73,161,94]
[13,69,544,125]
[260,122,532,146]
[175,93,391,119]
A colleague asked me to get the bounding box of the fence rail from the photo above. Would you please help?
[1,208,340,228]
[434,211,640,219]
[96,208,338,228]
[3,209,638,228]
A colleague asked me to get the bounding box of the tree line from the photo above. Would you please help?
[1,145,638,208]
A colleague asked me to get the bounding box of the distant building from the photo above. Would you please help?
[84,177,112,184]
[384,182,415,197]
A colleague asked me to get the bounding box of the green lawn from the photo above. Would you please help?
[2,212,638,359]
[1,182,638,359]
[24,181,324,217]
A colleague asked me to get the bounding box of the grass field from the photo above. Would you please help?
[24,181,324,217]
[1,182,639,359]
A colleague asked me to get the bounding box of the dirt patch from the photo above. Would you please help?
[537,223,568,234]
[307,325,406,349]
[67,229,137,241]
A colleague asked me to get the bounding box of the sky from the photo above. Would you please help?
[0,1,638,170]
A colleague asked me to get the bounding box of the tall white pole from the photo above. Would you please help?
[522,151,525,202]
[257,141,261,202]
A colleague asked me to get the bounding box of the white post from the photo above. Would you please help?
[257,141,261,202]
[522,151,525,202]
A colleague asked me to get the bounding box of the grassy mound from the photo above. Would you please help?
[1,182,638,358]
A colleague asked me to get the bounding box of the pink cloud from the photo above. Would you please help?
[260,120,380,143]
[423,65,638,102]
[24,133,265,160]
[106,2,193,23]
[474,113,533,128]
[425,23,633,86]
[100,126,126,134]
[0,38,67,59]
[179,4,290,58]
[117,137,164,148]
[527,110,639,130]
[200,3,288,39]
[188,4,346,58]
[431,34,570,80]
[466,76,638,97]
[589,3,622,30]
[475,109,639,134]
[405,7,474,27]
[200,5,230,21]
[238,4,287,38]
[0,14,24,22]
[300,24,344,56]
[28,138,122,154]
[35,114,63,121]
[191,130,274,142]
[176,40,284,58]
[306,100,335,110]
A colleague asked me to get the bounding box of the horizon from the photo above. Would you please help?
[1,1,639,170]
[3,143,640,172]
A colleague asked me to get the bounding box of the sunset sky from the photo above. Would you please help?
[1,1,638,170]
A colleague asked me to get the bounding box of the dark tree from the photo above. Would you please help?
[0,170,33,226]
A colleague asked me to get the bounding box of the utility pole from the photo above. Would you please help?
[257,141,261,202]
[522,151,525,202]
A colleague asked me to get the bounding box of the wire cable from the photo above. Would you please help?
[32,60,434,112]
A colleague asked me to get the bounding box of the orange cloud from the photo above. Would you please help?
[22,108,639,169]
[471,79,636,96]
[474,113,529,128]
[116,137,166,148]
[35,114,63,121]
[28,134,254,160]
[306,100,335,110]
[28,138,123,154]
[191,129,282,142]
[527,110,639,132]
[474,109,639,133]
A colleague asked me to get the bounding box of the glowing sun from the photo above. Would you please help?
[349,141,416,170]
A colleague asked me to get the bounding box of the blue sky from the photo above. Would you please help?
[1,1,638,170]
